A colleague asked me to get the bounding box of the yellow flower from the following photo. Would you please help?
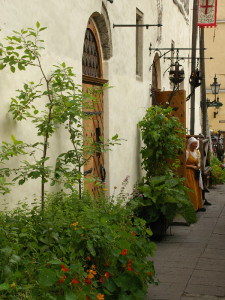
[103,188,108,191]
[10,282,16,288]
[97,293,104,300]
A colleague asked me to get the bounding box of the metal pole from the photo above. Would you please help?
[190,0,198,135]
[200,27,207,137]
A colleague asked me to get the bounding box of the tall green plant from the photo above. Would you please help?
[138,106,184,177]
[0,23,120,209]
[134,105,196,228]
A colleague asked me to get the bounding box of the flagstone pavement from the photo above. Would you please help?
[146,184,225,300]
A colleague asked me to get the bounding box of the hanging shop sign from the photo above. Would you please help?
[197,0,217,28]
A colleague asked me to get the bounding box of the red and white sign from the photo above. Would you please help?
[197,0,217,28]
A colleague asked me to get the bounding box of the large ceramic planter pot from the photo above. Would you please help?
[149,213,170,241]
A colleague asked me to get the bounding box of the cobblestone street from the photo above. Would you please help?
[146,184,225,300]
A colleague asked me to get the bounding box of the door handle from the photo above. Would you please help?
[100,164,106,182]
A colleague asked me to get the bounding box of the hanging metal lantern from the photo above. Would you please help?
[169,61,185,85]
[189,68,202,87]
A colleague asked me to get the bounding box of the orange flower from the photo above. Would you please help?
[72,278,79,284]
[105,272,110,279]
[10,282,16,288]
[121,249,127,255]
[87,256,92,261]
[88,269,97,279]
[97,293,104,300]
[131,230,136,236]
[148,271,152,276]
[91,264,96,269]
[105,261,109,267]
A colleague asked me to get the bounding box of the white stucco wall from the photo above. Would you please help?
[0,0,202,208]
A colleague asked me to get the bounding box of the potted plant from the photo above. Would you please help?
[130,106,196,239]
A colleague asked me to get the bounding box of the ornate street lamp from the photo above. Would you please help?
[206,75,222,108]
[169,61,185,85]
[210,74,220,100]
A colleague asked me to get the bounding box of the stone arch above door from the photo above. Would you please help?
[91,3,113,60]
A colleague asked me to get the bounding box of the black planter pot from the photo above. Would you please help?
[149,214,170,241]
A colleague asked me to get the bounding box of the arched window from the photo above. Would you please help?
[152,53,161,91]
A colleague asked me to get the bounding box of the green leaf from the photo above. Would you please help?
[40,27,47,32]
[10,65,15,73]
[65,291,77,300]
[87,240,96,257]
[48,259,61,265]
[0,63,6,70]
[38,269,57,287]
[6,46,14,51]
[18,62,25,70]
[112,133,118,140]
[36,21,40,29]
[0,283,10,291]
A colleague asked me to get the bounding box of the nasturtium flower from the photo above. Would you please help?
[121,249,127,255]
[59,275,66,285]
[61,264,68,272]
[10,282,16,288]
[88,269,97,279]
[105,272,109,279]
[127,260,133,271]
[97,293,104,300]
[100,276,104,284]
[85,278,92,285]
[72,278,79,284]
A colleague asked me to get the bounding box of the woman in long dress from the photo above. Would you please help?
[185,137,205,212]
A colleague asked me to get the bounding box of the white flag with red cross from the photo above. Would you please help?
[197,0,217,28]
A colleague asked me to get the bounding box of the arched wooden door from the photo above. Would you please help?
[82,18,108,194]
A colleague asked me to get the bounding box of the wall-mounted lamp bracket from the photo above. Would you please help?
[149,43,206,55]
[113,24,162,29]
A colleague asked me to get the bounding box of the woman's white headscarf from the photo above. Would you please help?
[187,137,198,149]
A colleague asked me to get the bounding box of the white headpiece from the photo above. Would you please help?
[187,137,198,149]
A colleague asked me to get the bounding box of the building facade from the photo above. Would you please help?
[205,0,225,133]
[0,0,202,208]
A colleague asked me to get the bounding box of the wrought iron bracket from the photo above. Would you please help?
[113,24,162,29]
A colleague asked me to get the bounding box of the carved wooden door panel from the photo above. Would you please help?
[82,18,107,194]
[83,82,105,194]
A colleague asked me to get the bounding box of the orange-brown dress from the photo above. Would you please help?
[185,149,203,211]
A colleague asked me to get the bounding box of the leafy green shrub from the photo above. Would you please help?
[210,155,225,185]
[0,191,156,300]
[138,106,184,177]
[130,175,197,226]
[134,106,196,229]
